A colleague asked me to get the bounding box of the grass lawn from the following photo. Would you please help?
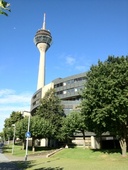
[4,145,128,170]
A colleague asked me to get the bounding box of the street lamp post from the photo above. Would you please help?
[24,112,31,161]
[12,124,16,155]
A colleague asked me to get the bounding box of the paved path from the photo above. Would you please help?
[0,145,22,170]
[0,146,9,162]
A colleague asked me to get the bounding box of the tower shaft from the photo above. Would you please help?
[37,43,47,90]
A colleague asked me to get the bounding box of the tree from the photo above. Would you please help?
[4,111,23,128]
[0,0,10,16]
[35,88,65,140]
[58,117,74,147]
[29,116,54,151]
[16,115,54,151]
[68,111,87,148]
[81,56,128,156]
[3,111,23,140]
[15,116,28,148]
[3,127,13,142]
[0,131,4,142]
[59,111,87,147]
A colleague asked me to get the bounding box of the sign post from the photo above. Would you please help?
[12,124,15,155]
[25,113,31,161]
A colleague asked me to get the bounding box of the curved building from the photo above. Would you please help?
[31,72,86,115]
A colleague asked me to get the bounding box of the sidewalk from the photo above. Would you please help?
[0,144,24,162]
[0,147,23,170]
[0,147,9,162]
[0,153,10,162]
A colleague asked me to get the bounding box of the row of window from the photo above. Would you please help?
[33,92,41,100]
[54,77,86,88]
[32,99,40,106]
[56,86,83,95]
[34,35,52,45]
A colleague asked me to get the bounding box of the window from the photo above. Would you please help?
[74,77,86,82]
[56,91,63,95]
[54,82,63,88]
[67,88,74,93]
[65,79,74,85]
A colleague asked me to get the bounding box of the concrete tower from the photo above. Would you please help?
[34,13,52,90]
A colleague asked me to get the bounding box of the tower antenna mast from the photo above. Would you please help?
[42,13,46,30]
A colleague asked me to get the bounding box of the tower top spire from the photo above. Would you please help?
[34,13,52,47]
[42,13,46,30]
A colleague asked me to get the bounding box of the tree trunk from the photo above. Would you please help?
[82,130,86,148]
[119,137,127,157]
[119,125,128,156]
[23,140,26,150]
[99,136,102,149]
[21,140,25,150]
[32,138,35,152]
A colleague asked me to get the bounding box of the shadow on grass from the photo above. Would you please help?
[91,148,121,154]
[0,160,64,170]
[34,167,63,170]
[2,146,12,153]
[27,146,58,152]
[0,161,27,170]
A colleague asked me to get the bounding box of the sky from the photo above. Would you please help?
[0,0,128,132]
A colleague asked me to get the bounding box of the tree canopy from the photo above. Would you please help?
[59,111,86,147]
[3,111,23,140]
[4,111,23,127]
[0,0,10,16]
[81,56,128,156]
[35,88,65,139]
[16,115,54,151]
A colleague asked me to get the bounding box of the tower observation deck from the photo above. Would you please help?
[34,13,52,90]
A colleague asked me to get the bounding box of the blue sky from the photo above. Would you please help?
[0,0,128,131]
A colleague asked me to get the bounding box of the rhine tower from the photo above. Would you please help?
[34,13,52,90]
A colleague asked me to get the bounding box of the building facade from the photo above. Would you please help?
[31,72,86,115]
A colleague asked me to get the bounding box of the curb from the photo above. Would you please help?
[46,148,63,157]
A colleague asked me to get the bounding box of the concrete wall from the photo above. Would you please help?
[41,82,54,98]
[72,136,100,149]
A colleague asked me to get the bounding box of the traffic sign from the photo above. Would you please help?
[25,132,31,138]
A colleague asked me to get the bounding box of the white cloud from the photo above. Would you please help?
[64,55,90,72]
[66,56,76,65]
[0,93,31,104]
[54,53,91,74]
[0,89,32,132]
[0,89,15,97]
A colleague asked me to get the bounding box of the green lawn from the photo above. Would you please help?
[3,145,128,170]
